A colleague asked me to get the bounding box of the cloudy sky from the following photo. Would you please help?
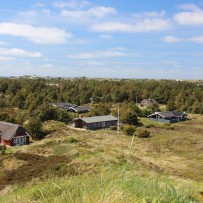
[0,0,203,79]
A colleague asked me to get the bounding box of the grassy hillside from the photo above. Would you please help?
[0,114,203,202]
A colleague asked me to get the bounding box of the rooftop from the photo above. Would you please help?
[77,115,118,124]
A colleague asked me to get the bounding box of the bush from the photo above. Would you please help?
[121,125,136,136]
[26,117,45,140]
[136,129,150,138]
[110,126,117,131]
[0,145,6,155]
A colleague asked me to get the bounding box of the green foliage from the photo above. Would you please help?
[0,145,6,155]
[0,95,7,108]
[0,170,198,203]
[26,117,45,140]
[110,126,117,130]
[0,113,16,123]
[57,110,71,123]
[141,107,153,117]
[87,103,111,116]
[136,129,151,138]
[121,125,136,135]
[36,105,59,122]
[0,78,203,116]
[118,102,139,125]
[65,136,79,143]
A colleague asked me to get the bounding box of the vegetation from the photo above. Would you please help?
[0,78,202,121]
[0,78,203,201]
[121,125,136,135]
[136,129,151,138]
[0,145,6,155]
[26,118,45,140]
[0,115,202,202]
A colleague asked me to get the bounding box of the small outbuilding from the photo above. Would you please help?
[69,106,91,113]
[148,111,187,124]
[0,121,31,146]
[74,115,118,130]
[52,102,77,110]
[140,99,158,107]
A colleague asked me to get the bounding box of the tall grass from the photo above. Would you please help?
[0,167,199,203]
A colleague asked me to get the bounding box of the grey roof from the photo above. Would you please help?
[70,106,91,112]
[53,103,76,109]
[148,111,186,118]
[0,121,29,141]
[77,115,118,124]
[141,99,158,106]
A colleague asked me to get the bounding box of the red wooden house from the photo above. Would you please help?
[0,121,31,146]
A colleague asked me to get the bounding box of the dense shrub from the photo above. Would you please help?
[121,125,136,136]
[136,129,150,138]
[110,126,117,131]
[26,118,45,140]
[0,145,6,155]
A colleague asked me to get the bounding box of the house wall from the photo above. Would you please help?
[149,117,186,124]
[75,120,87,129]
[1,134,30,146]
[75,119,118,130]
[87,120,117,130]
[1,139,12,146]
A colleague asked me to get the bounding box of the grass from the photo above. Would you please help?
[0,115,203,202]
[0,168,200,203]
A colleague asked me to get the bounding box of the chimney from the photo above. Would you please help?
[79,114,84,118]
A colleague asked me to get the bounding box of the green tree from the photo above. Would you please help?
[57,110,71,123]
[26,118,45,140]
[121,125,136,136]
[0,145,6,155]
[88,104,111,116]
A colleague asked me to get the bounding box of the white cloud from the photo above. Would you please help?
[0,22,72,44]
[18,10,38,18]
[161,60,182,68]
[82,60,103,66]
[0,41,8,46]
[88,6,116,18]
[32,3,46,8]
[162,36,180,43]
[188,36,203,43]
[68,50,125,59]
[174,4,203,25]
[145,11,166,18]
[0,56,15,61]
[61,6,116,19]
[133,11,166,18]
[91,18,171,32]
[0,48,42,57]
[178,3,200,11]
[53,0,90,9]
[100,34,113,39]
[40,64,54,68]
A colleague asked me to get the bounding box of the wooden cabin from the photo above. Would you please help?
[140,99,158,107]
[74,115,118,130]
[0,121,31,146]
[148,111,187,124]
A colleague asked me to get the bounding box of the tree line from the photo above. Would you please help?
[0,78,202,112]
[0,78,202,139]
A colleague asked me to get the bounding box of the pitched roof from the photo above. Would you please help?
[70,106,91,112]
[0,121,29,141]
[148,111,186,118]
[141,99,158,106]
[53,103,76,109]
[77,115,118,124]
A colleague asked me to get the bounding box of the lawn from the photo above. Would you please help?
[0,114,202,202]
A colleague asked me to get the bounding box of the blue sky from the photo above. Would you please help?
[0,0,203,79]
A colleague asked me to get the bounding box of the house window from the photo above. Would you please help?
[102,122,106,127]
[13,136,26,145]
